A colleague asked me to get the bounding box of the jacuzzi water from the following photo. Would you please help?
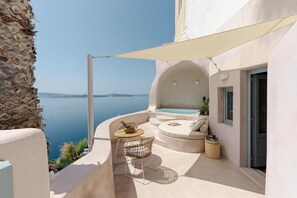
[156,108,199,115]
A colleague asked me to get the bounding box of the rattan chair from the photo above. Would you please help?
[124,136,157,184]
[114,122,140,163]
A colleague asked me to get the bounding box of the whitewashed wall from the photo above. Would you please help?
[266,23,297,198]
[154,0,297,167]
[185,0,249,39]
[157,61,209,109]
[0,129,50,198]
[149,61,209,110]
[184,0,297,166]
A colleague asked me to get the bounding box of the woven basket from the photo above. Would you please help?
[205,138,220,159]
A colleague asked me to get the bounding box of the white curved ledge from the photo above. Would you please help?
[0,129,50,198]
[50,110,149,198]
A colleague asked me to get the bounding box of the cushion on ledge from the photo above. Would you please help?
[191,118,205,131]
[199,119,209,133]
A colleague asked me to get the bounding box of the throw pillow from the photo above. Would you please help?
[199,119,209,133]
[191,119,205,131]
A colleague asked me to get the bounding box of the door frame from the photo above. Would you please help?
[246,66,267,168]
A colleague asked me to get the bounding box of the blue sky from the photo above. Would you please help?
[31,0,175,94]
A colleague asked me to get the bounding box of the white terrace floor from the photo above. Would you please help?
[112,123,265,198]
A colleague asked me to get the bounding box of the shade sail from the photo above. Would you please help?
[110,14,297,61]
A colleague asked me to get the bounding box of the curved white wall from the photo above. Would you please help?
[50,111,149,198]
[156,61,209,109]
[149,60,209,110]
[0,129,50,198]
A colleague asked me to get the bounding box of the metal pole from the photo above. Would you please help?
[87,54,94,150]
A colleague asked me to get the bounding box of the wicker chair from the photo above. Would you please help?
[114,122,139,162]
[124,136,157,184]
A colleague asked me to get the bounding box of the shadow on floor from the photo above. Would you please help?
[114,154,178,185]
[114,153,179,198]
[184,154,264,194]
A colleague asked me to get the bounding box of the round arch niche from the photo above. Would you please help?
[156,61,209,109]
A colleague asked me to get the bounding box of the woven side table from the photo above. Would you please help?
[205,138,220,159]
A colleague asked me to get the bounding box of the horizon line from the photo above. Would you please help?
[38,92,149,95]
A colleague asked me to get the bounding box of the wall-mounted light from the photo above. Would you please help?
[220,73,229,81]
[195,80,200,85]
[173,81,177,86]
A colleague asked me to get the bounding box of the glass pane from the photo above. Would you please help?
[258,79,267,133]
[227,91,233,120]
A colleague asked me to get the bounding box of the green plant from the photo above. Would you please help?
[60,142,77,160]
[75,138,88,157]
[200,96,209,115]
[55,156,73,171]
[49,138,89,172]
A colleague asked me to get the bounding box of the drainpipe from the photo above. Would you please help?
[87,54,94,150]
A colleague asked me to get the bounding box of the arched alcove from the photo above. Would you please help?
[156,61,209,109]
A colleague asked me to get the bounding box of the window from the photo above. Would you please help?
[224,87,233,125]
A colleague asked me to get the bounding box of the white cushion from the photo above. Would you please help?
[159,120,207,140]
[191,119,205,131]
[199,119,209,133]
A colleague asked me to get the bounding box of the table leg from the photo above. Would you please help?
[114,136,142,164]
[114,138,120,163]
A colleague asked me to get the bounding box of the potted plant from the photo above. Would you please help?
[200,96,209,115]
[120,121,137,133]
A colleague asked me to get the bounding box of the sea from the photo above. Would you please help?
[39,95,149,160]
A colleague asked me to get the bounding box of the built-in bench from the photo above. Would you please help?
[158,120,207,153]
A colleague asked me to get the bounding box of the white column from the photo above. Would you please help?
[87,54,94,149]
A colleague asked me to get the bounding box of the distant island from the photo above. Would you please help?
[38,92,149,98]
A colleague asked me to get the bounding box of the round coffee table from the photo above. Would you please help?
[114,128,144,163]
[114,128,144,138]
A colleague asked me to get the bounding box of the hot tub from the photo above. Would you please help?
[156,108,199,115]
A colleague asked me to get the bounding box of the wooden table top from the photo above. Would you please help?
[114,128,144,138]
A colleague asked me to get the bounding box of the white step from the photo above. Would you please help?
[149,112,157,118]
[149,118,161,127]
[156,115,177,122]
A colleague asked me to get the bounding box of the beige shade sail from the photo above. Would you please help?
[108,14,297,61]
